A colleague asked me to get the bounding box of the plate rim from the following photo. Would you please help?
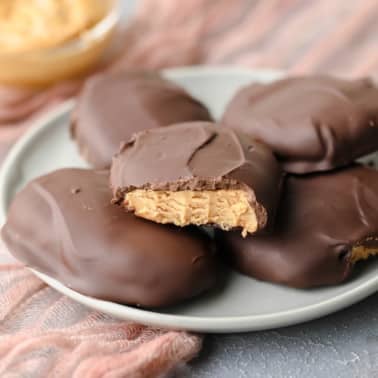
[32,269,378,333]
[0,66,377,333]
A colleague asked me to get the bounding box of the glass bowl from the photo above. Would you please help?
[0,0,120,88]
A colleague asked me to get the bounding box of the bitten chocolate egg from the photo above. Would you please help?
[111,122,283,236]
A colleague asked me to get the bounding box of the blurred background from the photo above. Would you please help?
[115,0,378,77]
[0,0,376,167]
[1,0,377,84]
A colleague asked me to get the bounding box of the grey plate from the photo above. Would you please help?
[0,67,377,333]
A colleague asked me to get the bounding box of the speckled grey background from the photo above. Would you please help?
[181,293,378,378]
[120,2,378,377]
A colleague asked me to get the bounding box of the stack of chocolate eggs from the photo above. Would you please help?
[3,72,378,308]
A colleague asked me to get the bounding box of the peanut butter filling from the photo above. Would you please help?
[124,189,259,237]
[351,245,378,263]
[0,0,105,52]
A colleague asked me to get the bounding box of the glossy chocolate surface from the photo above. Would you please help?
[2,169,218,308]
[219,165,378,288]
[111,122,283,229]
[222,76,378,173]
[71,72,212,168]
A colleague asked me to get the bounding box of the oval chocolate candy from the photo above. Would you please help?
[71,72,212,169]
[2,168,219,308]
[218,165,378,288]
[222,76,378,174]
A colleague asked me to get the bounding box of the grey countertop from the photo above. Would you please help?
[120,2,378,377]
[184,293,378,378]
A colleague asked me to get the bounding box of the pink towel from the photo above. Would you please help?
[0,248,201,377]
[0,1,378,376]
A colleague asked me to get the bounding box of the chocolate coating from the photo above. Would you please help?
[222,76,378,173]
[111,122,283,230]
[218,165,378,288]
[71,72,212,169]
[2,169,218,308]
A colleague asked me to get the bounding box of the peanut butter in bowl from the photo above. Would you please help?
[0,0,119,87]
